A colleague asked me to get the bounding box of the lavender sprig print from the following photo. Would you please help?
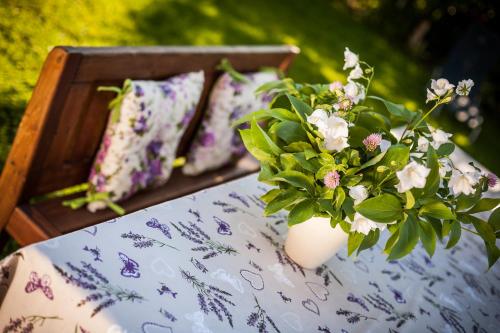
[347,293,369,311]
[423,295,466,333]
[213,200,257,217]
[336,308,377,324]
[315,265,343,287]
[180,269,235,327]
[171,221,237,259]
[54,261,144,317]
[246,295,281,333]
[83,246,103,262]
[121,231,178,251]
[159,308,177,322]
[157,283,177,298]
[385,311,416,329]
[261,232,305,277]
[229,191,250,207]
[3,315,61,333]
[188,209,203,223]
[146,218,172,239]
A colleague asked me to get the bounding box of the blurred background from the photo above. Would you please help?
[0,0,499,176]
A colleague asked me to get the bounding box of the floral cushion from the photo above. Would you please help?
[87,71,204,212]
[182,71,277,176]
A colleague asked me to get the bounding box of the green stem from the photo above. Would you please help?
[399,101,441,143]
[461,227,480,236]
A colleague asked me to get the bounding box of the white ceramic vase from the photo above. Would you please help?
[284,216,348,269]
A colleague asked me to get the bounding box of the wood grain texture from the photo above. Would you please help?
[0,45,299,244]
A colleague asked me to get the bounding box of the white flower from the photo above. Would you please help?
[456,79,474,96]
[344,81,365,104]
[379,139,391,153]
[395,161,431,193]
[448,164,481,196]
[319,115,349,138]
[329,81,343,92]
[438,158,452,177]
[417,136,429,152]
[343,47,359,70]
[348,64,363,80]
[431,78,455,97]
[324,135,349,152]
[348,185,368,205]
[430,128,452,149]
[307,109,329,129]
[318,114,350,152]
[426,88,437,104]
[348,213,389,235]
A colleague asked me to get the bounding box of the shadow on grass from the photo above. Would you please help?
[129,0,428,106]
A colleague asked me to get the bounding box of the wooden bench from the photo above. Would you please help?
[0,45,299,246]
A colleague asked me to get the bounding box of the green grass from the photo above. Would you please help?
[0,0,430,169]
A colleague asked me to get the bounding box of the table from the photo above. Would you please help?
[0,154,499,333]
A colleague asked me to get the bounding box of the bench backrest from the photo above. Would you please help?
[0,45,299,230]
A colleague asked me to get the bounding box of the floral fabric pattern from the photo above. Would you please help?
[0,151,498,332]
[87,71,204,211]
[183,71,277,176]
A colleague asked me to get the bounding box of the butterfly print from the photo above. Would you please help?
[146,218,172,239]
[157,283,178,298]
[119,252,140,278]
[25,271,54,300]
[214,216,232,235]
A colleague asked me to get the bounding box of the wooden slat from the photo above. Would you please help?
[23,154,259,237]
[0,48,80,230]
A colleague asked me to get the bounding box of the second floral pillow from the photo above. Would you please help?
[183,71,278,176]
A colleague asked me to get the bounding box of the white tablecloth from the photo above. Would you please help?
[0,152,499,333]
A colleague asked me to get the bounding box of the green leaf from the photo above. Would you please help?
[388,214,419,260]
[426,217,443,240]
[270,170,315,194]
[348,126,371,147]
[251,118,283,156]
[471,217,496,245]
[368,96,415,122]
[357,229,380,255]
[288,94,313,120]
[265,188,305,216]
[489,207,500,231]
[232,108,299,127]
[275,121,309,144]
[436,142,455,156]
[418,220,436,257]
[379,144,410,170]
[446,220,461,249]
[348,232,365,256]
[288,199,317,226]
[405,191,415,209]
[239,129,274,162]
[292,153,320,173]
[261,189,280,204]
[470,216,500,268]
[258,163,276,184]
[334,187,346,210]
[466,198,500,214]
[456,189,482,211]
[355,194,403,223]
[358,151,386,171]
[356,111,391,132]
[423,146,439,196]
[255,80,287,95]
[284,141,314,153]
[384,229,400,254]
[419,201,455,220]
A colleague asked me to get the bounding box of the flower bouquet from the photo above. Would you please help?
[235,47,499,269]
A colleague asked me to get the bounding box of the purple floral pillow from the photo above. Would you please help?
[86,71,204,212]
[183,71,277,175]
